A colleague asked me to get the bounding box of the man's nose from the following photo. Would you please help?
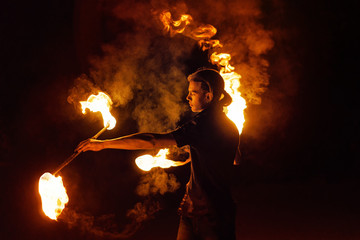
[186,94,191,101]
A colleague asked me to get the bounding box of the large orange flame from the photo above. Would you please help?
[38,172,69,220]
[210,52,247,134]
[135,148,190,171]
[80,92,116,130]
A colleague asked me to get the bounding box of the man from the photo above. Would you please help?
[76,68,239,240]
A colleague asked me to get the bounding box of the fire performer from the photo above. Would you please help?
[76,68,239,240]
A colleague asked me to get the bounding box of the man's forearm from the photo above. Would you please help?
[102,132,176,150]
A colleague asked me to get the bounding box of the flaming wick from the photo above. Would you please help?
[53,123,109,175]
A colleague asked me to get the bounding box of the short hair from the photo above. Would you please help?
[187,68,232,107]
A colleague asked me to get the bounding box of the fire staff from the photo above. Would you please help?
[76,68,239,240]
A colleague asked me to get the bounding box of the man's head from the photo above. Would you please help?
[186,68,232,112]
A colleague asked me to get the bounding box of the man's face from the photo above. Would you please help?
[186,81,211,112]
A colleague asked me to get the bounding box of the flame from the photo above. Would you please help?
[80,92,116,130]
[38,172,69,220]
[189,24,217,40]
[160,11,218,41]
[135,148,189,171]
[160,11,192,36]
[198,39,223,51]
[211,52,247,134]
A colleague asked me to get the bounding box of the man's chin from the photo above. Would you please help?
[189,104,202,112]
[191,107,201,113]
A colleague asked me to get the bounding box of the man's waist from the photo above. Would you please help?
[178,192,212,216]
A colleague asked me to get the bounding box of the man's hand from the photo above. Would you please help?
[76,139,104,153]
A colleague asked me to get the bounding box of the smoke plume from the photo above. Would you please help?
[69,0,196,133]
[136,168,180,196]
[60,208,143,239]
[121,168,180,237]
[59,168,180,239]
[69,0,273,132]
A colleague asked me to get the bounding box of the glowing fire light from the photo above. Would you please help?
[39,92,116,220]
[210,52,247,134]
[190,24,217,40]
[135,148,190,171]
[160,11,193,36]
[38,172,69,220]
[198,39,223,51]
[80,92,116,130]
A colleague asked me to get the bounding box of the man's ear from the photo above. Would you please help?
[205,92,213,103]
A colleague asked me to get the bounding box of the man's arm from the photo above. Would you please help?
[76,132,176,153]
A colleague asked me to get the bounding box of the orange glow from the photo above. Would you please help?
[198,39,223,51]
[38,172,69,220]
[190,24,217,40]
[160,11,218,41]
[135,148,190,171]
[80,92,116,130]
[211,52,247,134]
[160,11,193,36]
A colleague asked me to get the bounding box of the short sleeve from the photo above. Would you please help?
[171,120,198,147]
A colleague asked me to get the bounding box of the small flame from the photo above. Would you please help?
[38,172,69,220]
[198,39,223,51]
[211,52,247,134]
[135,148,189,171]
[189,24,217,40]
[80,92,116,130]
[160,11,192,36]
[160,11,217,41]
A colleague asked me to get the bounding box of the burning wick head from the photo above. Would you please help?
[39,92,117,220]
[80,92,116,130]
[135,148,190,171]
[38,172,69,220]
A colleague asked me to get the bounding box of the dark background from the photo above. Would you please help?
[1,0,359,239]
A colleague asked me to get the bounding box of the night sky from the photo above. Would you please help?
[1,0,359,239]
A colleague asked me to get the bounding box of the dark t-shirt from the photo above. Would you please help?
[171,104,239,216]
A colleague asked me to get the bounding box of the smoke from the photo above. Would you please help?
[67,74,98,108]
[69,0,198,133]
[59,201,161,239]
[121,168,180,236]
[183,0,274,105]
[69,0,274,132]
[60,209,140,239]
[59,168,180,239]
[136,168,180,196]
